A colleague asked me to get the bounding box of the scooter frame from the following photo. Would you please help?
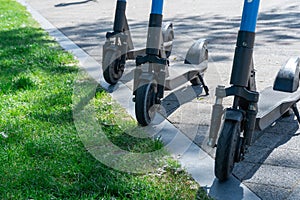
[208,0,300,181]
[133,0,169,126]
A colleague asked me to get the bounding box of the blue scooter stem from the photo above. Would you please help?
[151,0,164,15]
[146,0,164,55]
[240,0,260,32]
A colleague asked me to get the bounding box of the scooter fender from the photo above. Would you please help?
[162,22,174,43]
[133,71,155,96]
[103,43,118,58]
[161,22,174,58]
[224,108,244,122]
[138,72,155,83]
[184,39,208,66]
[273,57,300,93]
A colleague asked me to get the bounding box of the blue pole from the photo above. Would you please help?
[240,0,260,32]
[151,0,164,15]
[117,0,126,2]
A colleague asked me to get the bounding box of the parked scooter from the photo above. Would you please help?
[208,0,300,181]
[133,0,209,126]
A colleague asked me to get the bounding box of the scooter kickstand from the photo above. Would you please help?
[292,104,300,124]
[198,74,209,95]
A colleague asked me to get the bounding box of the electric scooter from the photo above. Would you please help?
[133,0,209,126]
[207,0,300,181]
[102,0,174,85]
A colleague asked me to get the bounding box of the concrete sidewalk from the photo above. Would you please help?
[21,0,300,199]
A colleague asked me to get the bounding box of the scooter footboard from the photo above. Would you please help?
[164,39,208,90]
[273,57,300,93]
[256,86,300,130]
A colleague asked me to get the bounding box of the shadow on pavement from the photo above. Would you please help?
[233,117,299,181]
[55,0,95,7]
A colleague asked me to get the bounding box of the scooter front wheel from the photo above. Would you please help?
[103,50,124,85]
[215,119,241,181]
[135,80,157,126]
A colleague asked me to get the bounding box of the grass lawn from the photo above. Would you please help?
[0,0,211,199]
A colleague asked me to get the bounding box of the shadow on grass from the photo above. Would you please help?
[0,27,78,94]
[7,134,169,199]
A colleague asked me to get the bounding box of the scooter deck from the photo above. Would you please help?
[165,61,208,90]
[256,86,300,130]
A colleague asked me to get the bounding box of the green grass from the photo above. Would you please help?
[0,0,211,199]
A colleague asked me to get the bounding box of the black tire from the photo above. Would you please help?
[234,135,243,162]
[135,81,157,126]
[190,73,205,86]
[103,50,124,85]
[283,108,293,117]
[190,76,201,86]
[215,119,241,181]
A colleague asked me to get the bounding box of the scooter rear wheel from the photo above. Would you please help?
[135,80,157,126]
[162,23,174,58]
[190,73,206,86]
[190,75,201,86]
[103,50,124,85]
[215,119,240,181]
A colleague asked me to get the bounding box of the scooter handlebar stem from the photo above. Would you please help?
[240,0,260,33]
[151,0,164,15]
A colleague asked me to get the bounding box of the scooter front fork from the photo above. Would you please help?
[227,102,256,161]
[154,64,166,103]
[133,63,166,104]
[133,67,142,96]
[208,85,258,149]
[119,35,128,67]
[207,85,226,147]
[243,102,257,146]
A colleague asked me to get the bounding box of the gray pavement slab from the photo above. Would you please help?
[287,184,300,200]
[233,162,258,181]
[264,148,300,169]
[244,165,300,189]
[263,120,299,135]
[253,132,290,149]
[245,183,292,200]
[279,133,300,151]
[20,0,300,199]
